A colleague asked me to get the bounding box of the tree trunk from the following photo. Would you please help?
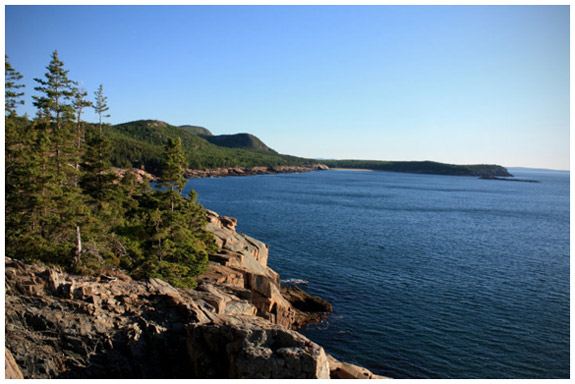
[73,226,82,265]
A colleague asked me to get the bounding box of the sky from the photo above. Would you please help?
[5,5,571,170]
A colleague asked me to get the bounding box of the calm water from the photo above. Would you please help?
[183,169,570,379]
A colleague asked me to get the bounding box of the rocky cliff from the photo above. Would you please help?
[5,210,386,379]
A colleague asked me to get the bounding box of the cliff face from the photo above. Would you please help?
[5,211,384,379]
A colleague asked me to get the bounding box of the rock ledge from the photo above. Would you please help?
[5,210,387,379]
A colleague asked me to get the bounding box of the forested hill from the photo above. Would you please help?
[322,159,512,177]
[106,120,317,174]
[179,125,213,136]
[178,125,276,153]
[203,133,277,153]
[106,120,511,177]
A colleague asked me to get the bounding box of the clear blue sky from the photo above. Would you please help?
[5,5,570,170]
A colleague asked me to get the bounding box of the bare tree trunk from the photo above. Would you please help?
[74,226,82,265]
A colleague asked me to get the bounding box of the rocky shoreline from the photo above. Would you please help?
[184,164,329,178]
[5,210,387,379]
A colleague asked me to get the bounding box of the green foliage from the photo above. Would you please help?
[107,120,318,174]
[179,125,212,136]
[32,50,76,125]
[6,53,217,290]
[204,133,277,153]
[81,124,118,200]
[5,55,25,116]
[93,84,110,134]
[160,138,187,192]
[321,159,512,177]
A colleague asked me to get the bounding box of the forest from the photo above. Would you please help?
[105,119,318,174]
[321,159,512,177]
[5,51,217,288]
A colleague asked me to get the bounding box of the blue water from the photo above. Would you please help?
[183,169,570,379]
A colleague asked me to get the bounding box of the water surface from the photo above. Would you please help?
[184,169,569,379]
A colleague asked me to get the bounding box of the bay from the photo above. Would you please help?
[183,168,570,379]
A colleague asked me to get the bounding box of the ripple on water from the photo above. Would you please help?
[187,169,570,379]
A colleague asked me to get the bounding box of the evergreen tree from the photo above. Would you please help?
[93,84,110,135]
[72,87,92,176]
[159,137,187,212]
[81,85,116,200]
[81,126,117,200]
[5,57,32,259]
[5,51,216,288]
[32,50,79,180]
[6,56,27,176]
[129,139,212,288]
[32,50,76,130]
[5,55,25,116]
[21,50,88,263]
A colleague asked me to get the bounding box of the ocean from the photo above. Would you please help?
[183,168,570,379]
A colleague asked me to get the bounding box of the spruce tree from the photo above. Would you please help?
[72,87,92,175]
[5,57,31,259]
[5,55,25,116]
[32,50,79,181]
[25,50,88,263]
[133,138,212,288]
[81,84,116,200]
[32,50,76,130]
[6,55,27,176]
[93,84,110,135]
[159,137,187,212]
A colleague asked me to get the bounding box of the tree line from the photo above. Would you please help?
[5,52,215,288]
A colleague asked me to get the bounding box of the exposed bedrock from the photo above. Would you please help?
[185,164,329,178]
[5,210,385,379]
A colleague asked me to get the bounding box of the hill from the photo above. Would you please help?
[322,159,512,177]
[104,120,511,178]
[179,125,213,136]
[204,133,277,153]
[106,120,317,174]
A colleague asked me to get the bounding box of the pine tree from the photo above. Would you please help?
[159,137,187,212]
[93,84,110,135]
[71,86,93,192]
[6,56,27,177]
[5,51,217,284]
[5,55,25,116]
[5,57,32,259]
[32,50,79,181]
[33,50,76,130]
[131,139,212,288]
[81,128,117,200]
[81,84,116,200]
[22,50,88,262]
[72,87,92,176]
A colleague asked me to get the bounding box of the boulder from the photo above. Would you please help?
[281,285,333,329]
[186,319,330,379]
[327,355,389,379]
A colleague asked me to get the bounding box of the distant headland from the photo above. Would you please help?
[105,119,511,179]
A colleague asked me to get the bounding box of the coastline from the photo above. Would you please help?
[5,209,387,379]
[184,164,329,178]
[330,168,374,172]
